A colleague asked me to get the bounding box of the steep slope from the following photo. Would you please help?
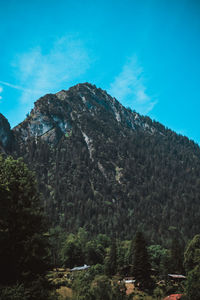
[0,113,13,152]
[2,83,200,243]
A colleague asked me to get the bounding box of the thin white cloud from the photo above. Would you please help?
[108,56,157,114]
[0,81,31,92]
[12,36,91,104]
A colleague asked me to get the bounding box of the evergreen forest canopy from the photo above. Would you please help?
[0,155,200,300]
[1,82,200,246]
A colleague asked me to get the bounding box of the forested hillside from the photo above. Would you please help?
[1,83,200,245]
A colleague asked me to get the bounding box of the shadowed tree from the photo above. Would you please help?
[132,232,154,292]
[170,237,184,274]
[0,155,50,285]
[105,239,117,276]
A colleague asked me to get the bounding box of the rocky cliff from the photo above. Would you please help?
[13,83,157,147]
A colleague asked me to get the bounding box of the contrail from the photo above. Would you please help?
[0,80,32,92]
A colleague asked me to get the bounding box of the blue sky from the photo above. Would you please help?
[1,0,200,143]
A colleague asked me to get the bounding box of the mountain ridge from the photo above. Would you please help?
[1,83,200,244]
[12,83,159,144]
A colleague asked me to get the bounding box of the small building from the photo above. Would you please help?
[70,264,90,272]
[123,277,135,284]
[168,274,186,282]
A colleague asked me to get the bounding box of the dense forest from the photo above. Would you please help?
[0,83,199,245]
[1,83,200,298]
[1,154,200,299]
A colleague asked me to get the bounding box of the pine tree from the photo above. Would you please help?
[131,232,154,291]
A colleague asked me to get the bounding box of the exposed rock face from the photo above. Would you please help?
[13,83,157,148]
[0,113,12,152]
[13,94,71,146]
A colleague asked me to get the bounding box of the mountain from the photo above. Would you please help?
[1,83,200,244]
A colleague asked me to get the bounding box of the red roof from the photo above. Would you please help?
[163,294,183,300]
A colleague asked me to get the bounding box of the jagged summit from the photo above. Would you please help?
[12,83,156,146]
[68,82,97,90]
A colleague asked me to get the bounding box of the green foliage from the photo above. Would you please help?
[71,270,93,300]
[49,226,67,267]
[185,265,200,300]
[0,155,52,297]
[0,277,58,300]
[117,240,131,269]
[59,228,108,268]
[85,240,104,265]
[184,234,200,299]
[148,244,169,275]
[184,234,200,273]
[105,239,117,276]
[88,264,105,276]
[90,275,113,300]
[153,286,165,299]
[72,271,129,300]
[61,233,84,268]
[96,234,111,248]
[131,232,155,292]
[0,284,28,300]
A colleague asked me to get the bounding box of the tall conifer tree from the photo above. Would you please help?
[132,232,154,291]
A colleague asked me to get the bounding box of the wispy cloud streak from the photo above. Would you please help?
[11,36,91,104]
[0,80,32,92]
[108,56,157,114]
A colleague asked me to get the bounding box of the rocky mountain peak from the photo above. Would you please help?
[1,83,200,242]
[12,83,157,147]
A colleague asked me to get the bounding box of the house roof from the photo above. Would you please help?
[168,274,186,279]
[163,294,183,300]
[70,264,90,271]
